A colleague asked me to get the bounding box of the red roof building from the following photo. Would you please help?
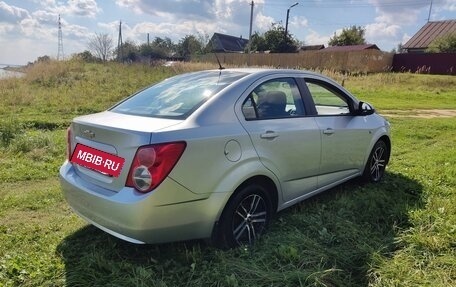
[322,44,380,52]
[403,20,456,53]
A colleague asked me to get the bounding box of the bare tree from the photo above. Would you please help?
[88,33,114,62]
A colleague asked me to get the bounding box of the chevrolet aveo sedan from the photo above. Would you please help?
[60,68,391,248]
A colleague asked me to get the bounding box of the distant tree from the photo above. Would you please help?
[197,32,212,54]
[426,34,456,53]
[36,55,51,63]
[177,35,203,59]
[115,40,140,62]
[329,25,366,46]
[247,24,299,53]
[88,33,114,62]
[139,43,161,59]
[72,50,97,62]
[264,23,298,53]
[150,37,176,57]
[247,32,268,52]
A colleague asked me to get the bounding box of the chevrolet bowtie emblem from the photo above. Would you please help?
[82,129,95,139]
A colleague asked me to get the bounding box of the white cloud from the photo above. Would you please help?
[304,29,330,46]
[64,23,90,38]
[67,0,101,17]
[115,0,141,14]
[111,0,261,42]
[0,1,30,23]
[443,0,456,11]
[0,23,14,34]
[32,10,58,25]
[365,22,401,40]
[368,0,424,25]
[402,33,412,45]
[254,11,274,31]
[290,16,308,28]
[98,19,220,44]
[42,0,101,18]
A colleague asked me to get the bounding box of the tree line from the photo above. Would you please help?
[73,24,456,63]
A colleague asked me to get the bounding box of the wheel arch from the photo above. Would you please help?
[233,175,279,212]
[210,174,279,247]
[378,135,391,165]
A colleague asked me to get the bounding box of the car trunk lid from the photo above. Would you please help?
[69,111,182,192]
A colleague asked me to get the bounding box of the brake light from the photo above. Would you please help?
[126,142,186,193]
[66,126,72,161]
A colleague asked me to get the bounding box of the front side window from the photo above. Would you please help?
[242,78,305,120]
[111,71,247,119]
[305,80,350,116]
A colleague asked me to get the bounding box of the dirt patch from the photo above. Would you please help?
[380,109,456,119]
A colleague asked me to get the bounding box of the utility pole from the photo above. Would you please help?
[248,1,254,55]
[427,0,433,22]
[117,20,123,62]
[57,15,64,61]
[247,1,254,66]
[285,2,298,37]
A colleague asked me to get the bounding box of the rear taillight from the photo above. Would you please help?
[66,126,72,161]
[126,142,186,193]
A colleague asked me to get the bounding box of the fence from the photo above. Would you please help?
[193,50,394,73]
[392,53,456,75]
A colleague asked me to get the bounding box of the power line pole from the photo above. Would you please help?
[427,0,433,22]
[247,1,254,65]
[285,2,299,37]
[117,20,123,62]
[57,15,64,61]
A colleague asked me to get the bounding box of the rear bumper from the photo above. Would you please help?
[59,162,230,244]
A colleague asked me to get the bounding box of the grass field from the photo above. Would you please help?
[0,61,455,286]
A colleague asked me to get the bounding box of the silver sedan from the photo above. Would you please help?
[60,68,391,248]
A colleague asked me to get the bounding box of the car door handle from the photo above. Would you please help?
[260,131,279,139]
[323,128,335,135]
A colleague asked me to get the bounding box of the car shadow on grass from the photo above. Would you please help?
[56,171,423,287]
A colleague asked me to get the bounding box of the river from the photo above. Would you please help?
[0,65,24,79]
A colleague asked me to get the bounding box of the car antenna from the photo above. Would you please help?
[214,52,225,70]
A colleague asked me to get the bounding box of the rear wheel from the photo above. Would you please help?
[216,183,272,248]
[362,140,389,182]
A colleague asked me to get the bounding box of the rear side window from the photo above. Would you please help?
[111,71,247,119]
[242,78,305,120]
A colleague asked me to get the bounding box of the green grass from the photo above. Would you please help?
[0,61,455,286]
[342,73,456,110]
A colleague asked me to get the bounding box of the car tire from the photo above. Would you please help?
[215,183,272,249]
[362,140,389,183]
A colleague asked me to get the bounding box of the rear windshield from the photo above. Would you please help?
[110,71,248,119]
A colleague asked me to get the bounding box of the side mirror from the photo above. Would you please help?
[358,101,375,116]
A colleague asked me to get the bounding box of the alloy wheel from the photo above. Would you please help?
[370,144,386,182]
[231,194,267,246]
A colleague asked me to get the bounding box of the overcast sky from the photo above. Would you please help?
[0,0,455,65]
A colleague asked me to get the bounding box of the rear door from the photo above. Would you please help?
[238,76,321,203]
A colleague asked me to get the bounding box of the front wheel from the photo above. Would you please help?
[362,140,389,182]
[216,183,272,248]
